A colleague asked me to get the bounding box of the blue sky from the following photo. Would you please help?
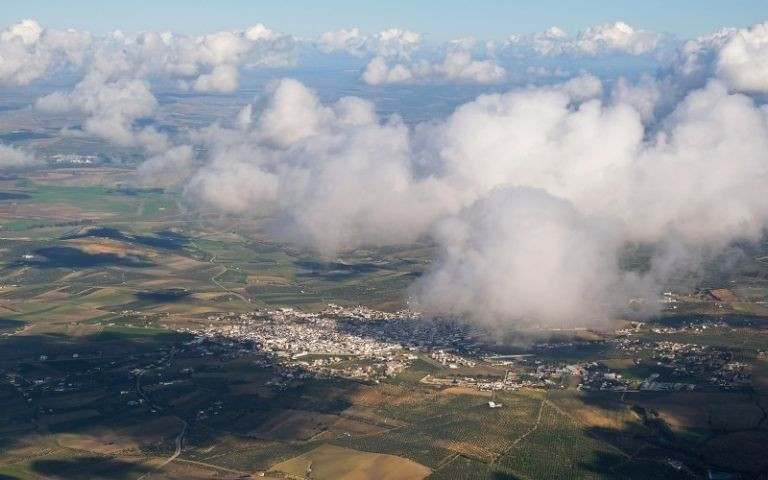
[2,0,767,40]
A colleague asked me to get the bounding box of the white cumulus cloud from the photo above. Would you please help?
[0,19,92,85]
[0,144,40,170]
[36,72,166,150]
[362,51,507,85]
[171,74,768,326]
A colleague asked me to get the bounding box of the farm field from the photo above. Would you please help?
[0,166,766,479]
[271,444,433,480]
[2,0,768,474]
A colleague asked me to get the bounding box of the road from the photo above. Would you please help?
[135,369,163,412]
[136,419,188,480]
[189,240,252,305]
[159,419,188,469]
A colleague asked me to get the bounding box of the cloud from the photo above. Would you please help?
[529,26,569,55]
[35,72,165,150]
[318,22,664,67]
[315,27,421,59]
[254,78,335,147]
[8,17,768,328]
[575,21,662,55]
[623,81,768,245]
[610,75,662,121]
[715,21,768,93]
[193,64,239,92]
[413,187,621,327]
[0,20,295,93]
[429,78,768,246]
[176,74,768,326]
[0,19,92,85]
[1,19,42,44]
[185,78,452,254]
[361,57,413,84]
[417,79,768,324]
[362,51,507,85]
[546,26,568,39]
[502,21,665,59]
[373,28,422,58]
[0,144,40,170]
[15,20,300,150]
[669,21,768,94]
[136,144,195,181]
[90,24,298,91]
[316,28,366,56]
[552,74,604,101]
[0,18,750,94]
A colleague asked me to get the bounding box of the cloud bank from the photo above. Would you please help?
[317,27,421,59]
[362,51,507,85]
[0,19,91,86]
[672,21,768,94]
[35,72,167,151]
[502,21,664,57]
[177,70,768,327]
[8,17,768,329]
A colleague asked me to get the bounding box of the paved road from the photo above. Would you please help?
[136,418,188,480]
[159,419,188,469]
[190,240,252,305]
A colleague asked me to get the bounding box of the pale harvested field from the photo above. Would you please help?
[40,305,108,324]
[34,287,71,300]
[57,416,185,454]
[77,288,135,306]
[57,426,140,454]
[149,304,218,315]
[343,383,431,407]
[67,324,104,337]
[249,409,340,440]
[331,417,388,435]
[26,168,134,187]
[247,275,292,285]
[435,440,496,461]
[140,278,187,287]
[189,292,224,301]
[0,203,117,220]
[549,393,633,430]
[70,238,144,255]
[440,386,492,397]
[341,405,407,428]
[0,304,22,315]
[270,444,432,480]
[627,391,765,432]
[2,433,57,459]
[164,256,204,270]
[154,461,248,480]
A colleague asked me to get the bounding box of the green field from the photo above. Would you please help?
[0,167,767,479]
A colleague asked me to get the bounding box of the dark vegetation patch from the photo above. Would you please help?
[0,318,24,332]
[30,455,151,479]
[0,131,50,141]
[63,226,188,251]
[135,288,191,302]
[105,186,165,196]
[0,191,30,201]
[15,247,154,269]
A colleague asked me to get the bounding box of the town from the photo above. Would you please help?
[177,305,755,393]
